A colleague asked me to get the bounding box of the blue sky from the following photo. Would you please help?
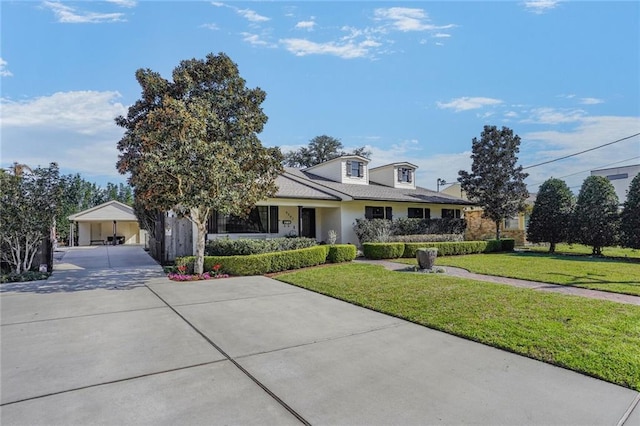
[2,1,639,194]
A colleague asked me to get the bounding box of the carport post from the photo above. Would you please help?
[113,220,117,245]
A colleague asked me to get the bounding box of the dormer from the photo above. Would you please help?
[304,155,370,185]
[369,162,417,189]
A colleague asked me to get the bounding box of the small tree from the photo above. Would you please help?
[527,178,574,253]
[116,53,282,274]
[283,135,371,167]
[0,163,61,273]
[458,125,529,240]
[620,173,640,249]
[572,175,619,255]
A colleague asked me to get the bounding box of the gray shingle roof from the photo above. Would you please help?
[275,174,341,200]
[281,168,473,205]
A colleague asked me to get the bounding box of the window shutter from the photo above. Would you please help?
[269,206,279,233]
[385,207,392,220]
[358,162,364,177]
[455,209,461,219]
[408,170,413,183]
[397,168,402,182]
[365,206,373,220]
[425,208,431,219]
[346,160,352,176]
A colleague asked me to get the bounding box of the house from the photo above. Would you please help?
[591,164,640,206]
[440,183,534,245]
[68,200,147,247]
[190,155,473,254]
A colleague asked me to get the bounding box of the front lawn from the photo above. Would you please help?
[526,243,640,259]
[276,263,640,391]
[430,252,640,296]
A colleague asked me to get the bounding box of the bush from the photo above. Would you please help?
[362,242,405,259]
[500,238,515,252]
[389,234,464,243]
[327,244,357,263]
[205,237,317,256]
[392,218,467,235]
[403,241,491,257]
[179,246,328,276]
[353,218,392,243]
[0,270,50,283]
[485,239,503,253]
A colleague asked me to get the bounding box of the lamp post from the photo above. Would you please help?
[437,178,447,192]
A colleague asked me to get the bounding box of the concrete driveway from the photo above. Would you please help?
[1,246,638,425]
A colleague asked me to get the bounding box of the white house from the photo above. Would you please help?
[591,164,640,205]
[193,155,472,251]
[68,200,146,246]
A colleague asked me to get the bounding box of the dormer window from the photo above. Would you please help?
[346,160,364,178]
[398,167,413,183]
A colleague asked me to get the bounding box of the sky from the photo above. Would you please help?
[1,0,639,194]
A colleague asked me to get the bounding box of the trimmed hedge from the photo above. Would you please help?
[500,238,516,252]
[327,244,357,263]
[361,240,508,259]
[362,242,406,260]
[178,245,352,276]
[205,237,317,256]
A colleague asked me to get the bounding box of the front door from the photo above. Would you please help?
[300,208,316,239]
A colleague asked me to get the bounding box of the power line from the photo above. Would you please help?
[522,133,640,170]
[526,155,640,187]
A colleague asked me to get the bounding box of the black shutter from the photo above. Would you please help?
[269,206,279,233]
[365,206,373,220]
[358,162,364,177]
[425,208,431,219]
[207,211,218,234]
[346,160,352,176]
[455,209,461,218]
[385,207,393,220]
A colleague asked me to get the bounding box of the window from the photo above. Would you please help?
[208,206,279,234]
[365,206,392,220]
[505,216,519,230]
[397,167,413,183]
[346,160,364,177]
[442,208,461,219]
[408,208,430,219]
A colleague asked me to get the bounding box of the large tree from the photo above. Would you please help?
[283,135,371,167]
[572,175,619,255]
[526,178,574,253]
[619,173,640,249]
[458,125,529,240]
[1,163,61,273]
[116,53,282,274]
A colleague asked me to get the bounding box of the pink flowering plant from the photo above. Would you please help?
[167,262,229,282]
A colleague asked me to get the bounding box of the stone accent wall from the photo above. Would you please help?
[464,210,525,246]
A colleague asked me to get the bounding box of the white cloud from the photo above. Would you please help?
[241,33,276,48]
[106,0,137,8]
[280,38,376,59]
[1,91,128,179]
[295,20,316,31]
[0,58,13,77]
[374,7,454,32]
[433,33,451,38]
[580,97,604,105]
[437,97,503,112]
[524,0,561,14]
[201,23,219,31]
[237,8,270,23]
[522,107,586,124]
[42,1,126,23]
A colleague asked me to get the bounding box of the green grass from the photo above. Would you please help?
[527,243,640,259]
[276,263,640,391]
[396,252,640,296]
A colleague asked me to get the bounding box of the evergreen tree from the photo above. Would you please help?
[527,178,574,253]
[620,173,640,249]
[572,175,619,255]
[458,125,529,239]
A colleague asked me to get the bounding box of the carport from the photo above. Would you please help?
[68,200,146,247]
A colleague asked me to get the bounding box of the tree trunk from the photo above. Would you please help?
[549,242,556,253]
[495,221,501,240]
[190,206,210,275]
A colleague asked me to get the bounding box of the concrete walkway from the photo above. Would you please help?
[1,246,639,425]
[355,259,640,306]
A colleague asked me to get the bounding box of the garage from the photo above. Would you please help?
[68,200,146,247]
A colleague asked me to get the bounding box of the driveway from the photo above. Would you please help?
[1,246,638,425]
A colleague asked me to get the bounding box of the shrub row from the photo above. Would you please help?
[205,237,317,256]
[178,244,357,276]
[389,234,464,243]
[362,239,515,260]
